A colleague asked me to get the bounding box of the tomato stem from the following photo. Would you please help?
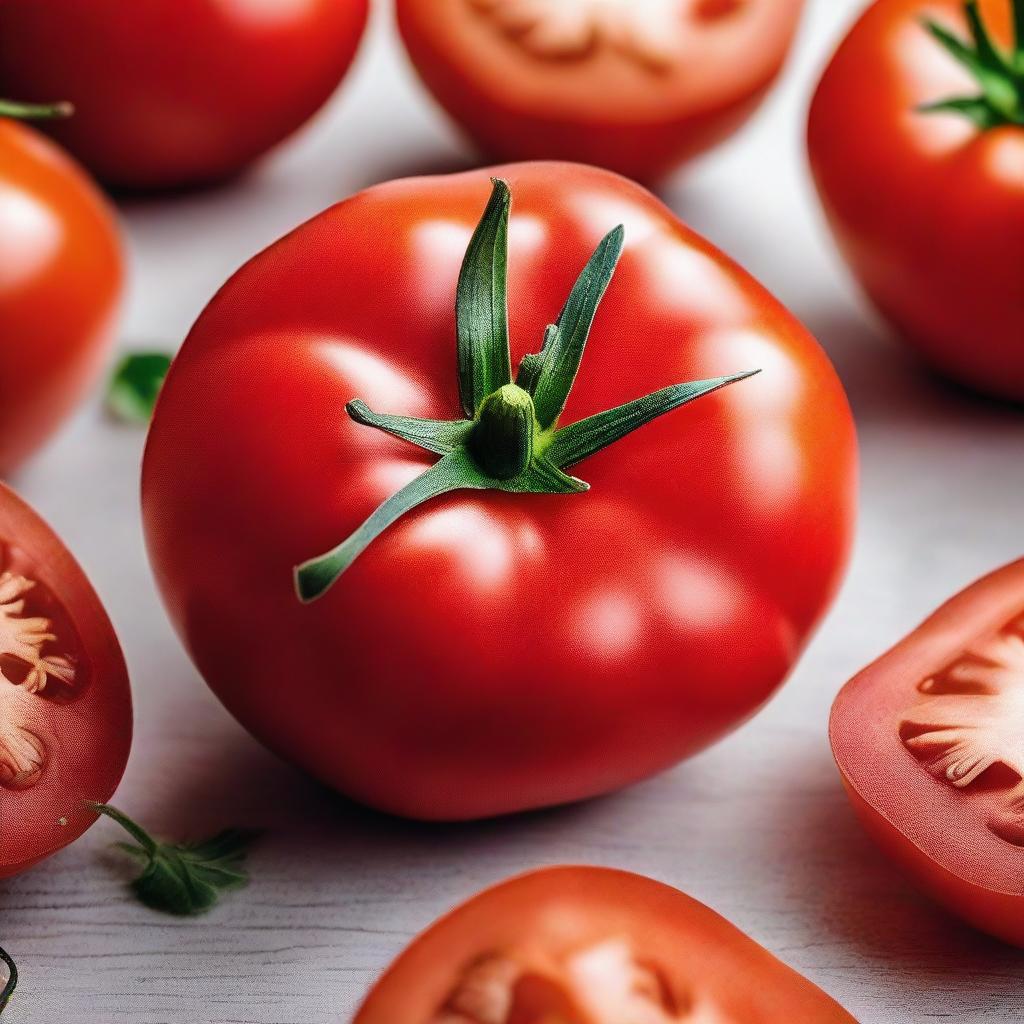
[0,945,16,1015]
[293,178,760,602]
[920,0,1024,127]
[0,99,73,121]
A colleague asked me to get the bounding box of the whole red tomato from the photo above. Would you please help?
[353,866,857,1022]
[809,0,1024,401]
[397,0,805,183]
[832,560,1024,947]
[0,0,370,191]
[0,108,122,474]
[0,481,132,878]
[142,162,856,821]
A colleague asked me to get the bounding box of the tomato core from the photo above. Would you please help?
[900,608,1024,846]
[433,938,683,1023]
[0,544,86,790]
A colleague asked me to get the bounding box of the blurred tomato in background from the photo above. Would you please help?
[809,0,1024,401]
[0,0,370,191]
[397,0,805,183]
[0,112,122,473]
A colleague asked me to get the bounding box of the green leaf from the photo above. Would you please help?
[918,94,1007,128]
[107,352,173,424]
[90,803,255,916]
[548,372,759,469]
[0,946,16,1015]
[519,226,625,431]
[456,178,513,418]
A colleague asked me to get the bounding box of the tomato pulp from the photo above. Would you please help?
[809,0,1024,400]
[353,866,858,1022]
[397,0,805,183]
[0,113,122,473]
[142,162,856,821]
[831,560,1024,945]
[0,0,370,191]
[0,482,131,878]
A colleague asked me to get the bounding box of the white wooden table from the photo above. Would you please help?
[4,1,1024,1020]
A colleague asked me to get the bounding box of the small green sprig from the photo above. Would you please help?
[920,0,1024,128]
[0,99,72,121]
[106,352,173,424]
[294,178,759,602]
[90,803,255,916]
[0,945,16,1015]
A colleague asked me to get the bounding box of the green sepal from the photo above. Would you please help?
[519,225,625,431]
[919,1,1024,127]
[0,99,73,121]
[107,352,173,424]
[90,803,255,917]
[548,372,759,469]
[456,178,513,417]
[346,400,472,456]
[0,946,16,1015]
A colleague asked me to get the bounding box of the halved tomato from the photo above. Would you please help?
[396,0,805,183]
[353,866,857,1022]
[0,482,131,877]
[831,559,1024,945]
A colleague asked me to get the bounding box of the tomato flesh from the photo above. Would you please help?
[831,559,1024,945]
[354,867,857,1022]
[0,483,131,877]
[397,0,805,182]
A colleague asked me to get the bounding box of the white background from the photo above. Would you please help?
[4,0,1024,1021]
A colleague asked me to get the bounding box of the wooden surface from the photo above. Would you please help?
[3,1,1024,1020]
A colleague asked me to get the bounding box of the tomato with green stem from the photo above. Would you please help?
[0,0,370,191]
[0,101,122,473]
[809,0,1024,401]
[353,866,858,1022]
[831,559,1024,947]
[0,481,131,878]
[142,162,856,821]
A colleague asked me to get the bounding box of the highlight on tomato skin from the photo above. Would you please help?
[351,866,859,1023]
[0,113,123,473]
[396,0,806,183]
[0,481,132,879]
[830,559,1024,947]
[808,0,1024,401]
[141,161,857,822]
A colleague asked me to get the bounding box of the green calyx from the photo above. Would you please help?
[0,945,16,1015]
[294,178,759,603]
[0,98,73,121]
[920,0,1024,128]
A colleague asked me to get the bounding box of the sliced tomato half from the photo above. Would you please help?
[0,482,131,877]
[831,559,1024,945]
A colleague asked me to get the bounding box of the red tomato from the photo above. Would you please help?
[0,0,370,191]
[0,115,122,473]
[831,560,1024,946]
[0,482,132,878]
[353,866,857,1022]
[396,0,805,183]
[808,0,1024,401]
[142,162,856,821]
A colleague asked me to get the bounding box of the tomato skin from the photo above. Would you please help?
[353,866,858,1022]
[142,162,856,821]
[0,0,369,191]
[396,0,805,184]
[808,0,1024,401]
[830,560,1024,946]
[0,119,122,474]
[0,482,132,878]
